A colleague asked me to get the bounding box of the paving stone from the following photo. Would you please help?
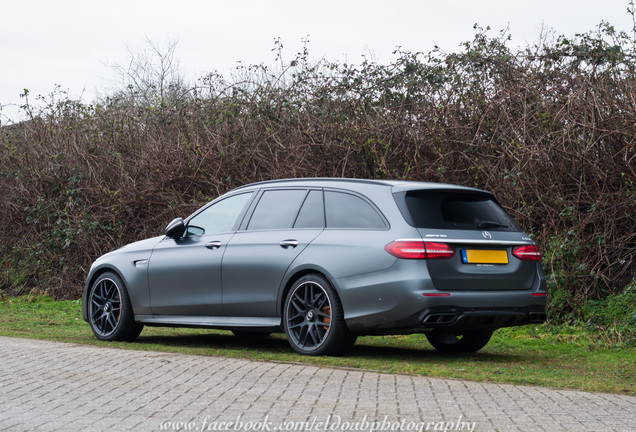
[1,336,635,432]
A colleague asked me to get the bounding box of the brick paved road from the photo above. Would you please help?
[1,337,634,432]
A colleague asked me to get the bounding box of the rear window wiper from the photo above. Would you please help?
[478,221,508,229]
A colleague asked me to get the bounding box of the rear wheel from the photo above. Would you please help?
[88,272,143,342]
[283,274,354,356]
[425,329,493,353]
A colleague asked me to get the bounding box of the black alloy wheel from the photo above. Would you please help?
[88,272,143,342]
[284,274,355,356]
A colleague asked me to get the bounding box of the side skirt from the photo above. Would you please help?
[136,315,281,329]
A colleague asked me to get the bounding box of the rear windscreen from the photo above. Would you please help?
[399,190,522,232]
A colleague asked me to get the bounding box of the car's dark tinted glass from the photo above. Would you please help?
[294,190,325,228]
[186,192,253,236]
[402,191,522,231]
[325,191,386,229]
[247,189,307,230]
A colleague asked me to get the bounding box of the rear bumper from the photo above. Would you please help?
[349,302,546,335]
[341,275,548,334]
[337,257,548,334]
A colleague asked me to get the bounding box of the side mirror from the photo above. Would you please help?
[165,217,186,239]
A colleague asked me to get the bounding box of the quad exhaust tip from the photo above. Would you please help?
[422,313,458,325]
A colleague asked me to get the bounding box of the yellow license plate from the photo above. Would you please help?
[462,250,508,264]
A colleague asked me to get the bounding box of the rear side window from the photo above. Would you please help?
[325,191,386,229]
[247,190,307,230]
[401,191,522,232]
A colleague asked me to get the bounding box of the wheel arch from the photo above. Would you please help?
[82,265,129,322]
[278,267,342,317]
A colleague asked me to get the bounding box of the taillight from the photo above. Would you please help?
[425,242,456,259]
[385,241,455,259]
[513,245,542,262]
[385,241,426,259]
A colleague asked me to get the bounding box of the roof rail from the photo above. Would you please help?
[233,177,399,190]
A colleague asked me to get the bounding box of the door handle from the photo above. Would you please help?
[279,240,299,249]
[205,241,222,249]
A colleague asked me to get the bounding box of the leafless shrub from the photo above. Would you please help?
[0,25,634,319]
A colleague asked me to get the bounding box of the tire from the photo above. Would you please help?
[425,329,493,353]
[88,272,143,342]
[283,274,354,356]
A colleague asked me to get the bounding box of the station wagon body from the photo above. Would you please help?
[83,178,547,355]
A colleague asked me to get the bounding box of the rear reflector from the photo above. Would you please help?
[512,245,542,262]
[422,293,451,297]
[385,241,455,259]
[532,293,547,297]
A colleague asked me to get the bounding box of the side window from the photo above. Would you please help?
[294,190,325,229]
[186,192,253,237]
[325,191,386,229]
[247,190,307,230]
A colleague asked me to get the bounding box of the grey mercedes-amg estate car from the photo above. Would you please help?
[82,178,547,355]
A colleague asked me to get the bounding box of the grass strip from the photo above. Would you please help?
[0,296,633,395]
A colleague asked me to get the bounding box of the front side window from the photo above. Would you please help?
[247,189,308,230]
[325,191,386,229]
[186,192,253,237]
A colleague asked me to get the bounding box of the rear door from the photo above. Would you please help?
[396,189,538,291]
[221,189,324,317]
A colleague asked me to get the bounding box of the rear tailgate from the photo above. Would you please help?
[419,230,537,291]
[392,187,541,292]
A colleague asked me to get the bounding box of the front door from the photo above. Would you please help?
[147,192,254,316]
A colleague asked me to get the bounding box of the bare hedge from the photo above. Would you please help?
[1,26,634,319]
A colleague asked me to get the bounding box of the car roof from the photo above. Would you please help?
[233,178,488,194]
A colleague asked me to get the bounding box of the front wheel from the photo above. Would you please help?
[283,274,354,356]
[425,329,493,353]
[88,272,143,342]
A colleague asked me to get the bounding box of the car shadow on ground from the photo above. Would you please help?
[132,331,528,364]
